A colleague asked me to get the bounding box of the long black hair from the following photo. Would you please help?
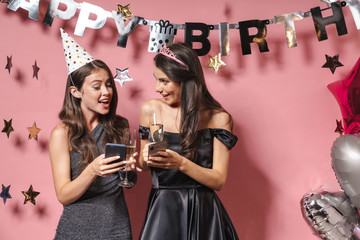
[154,43,233,160]
[59,60,128,168]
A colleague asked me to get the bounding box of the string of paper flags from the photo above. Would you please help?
[3,0,355,74]
[3,0,360,57]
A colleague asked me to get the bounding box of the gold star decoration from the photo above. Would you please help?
[334,119,344,135]
[2,118,14,138]
[27,121,41,141]
[322,54,344,74]
[207,53,226,74]
[117,4,134,18]
[22,185,40,205]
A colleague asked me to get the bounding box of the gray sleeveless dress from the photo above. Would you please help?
[54,124,132,240]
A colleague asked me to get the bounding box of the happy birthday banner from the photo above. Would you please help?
[4,0,360,56]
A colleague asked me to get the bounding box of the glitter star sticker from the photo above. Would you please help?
[117,4,134,18]
[22,185,40,205]
[322,54,343,74]
[5,55,12,74]
[334,119,344,135]
[114,68,133,87]
[32,60,40,79]
[27,121,41,141]
[2,118,14,138]
[0,184,12,205]
[207,53,226,74]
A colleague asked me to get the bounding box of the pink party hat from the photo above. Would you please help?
[60,28,94,75]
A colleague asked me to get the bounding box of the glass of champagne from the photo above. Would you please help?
[149,111,164,143]
[118,128,136,188]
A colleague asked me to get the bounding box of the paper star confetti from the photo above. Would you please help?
[32,60,40,79]
[207,53,226,74]
[0,184,12,204]
[117,4,134,18]
[334,119,344,135]
[2,119,14,138]
[22,185,40,205]
[27,121,41,141]
[322,54,343,74]
[114,68,133,87]
[5,55,12,74]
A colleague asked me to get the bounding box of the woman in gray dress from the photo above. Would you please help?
[49,29,137,240]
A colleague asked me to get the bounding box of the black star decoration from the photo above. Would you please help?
[2,118,14,138]
[22,185,40,205]
[334,119,344,135]
[5,55,12,74]
[322,54,344,74]
[0,184,12,205]
[32,60,40,79]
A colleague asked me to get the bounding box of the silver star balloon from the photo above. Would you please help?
[114,68,133,87]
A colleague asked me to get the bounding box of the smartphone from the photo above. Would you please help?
[148,141,167,155]
[105,143,127,163]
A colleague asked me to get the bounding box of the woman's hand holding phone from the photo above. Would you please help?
[89,154,127,178]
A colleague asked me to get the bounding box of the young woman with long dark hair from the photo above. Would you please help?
[138,42,239,240]
[50,29,136,239]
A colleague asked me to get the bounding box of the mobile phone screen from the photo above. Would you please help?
[105,143,127,163]
[148,142,167,155]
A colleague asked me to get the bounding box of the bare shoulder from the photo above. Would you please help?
[207,110,232,131]
[140,99,163,126]
[141,99,163,114]
[50,123,68,141]
[140,99,161,114]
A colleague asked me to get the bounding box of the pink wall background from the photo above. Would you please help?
[0,0,359,239]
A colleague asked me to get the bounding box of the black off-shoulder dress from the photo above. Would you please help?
[139,126,239,240]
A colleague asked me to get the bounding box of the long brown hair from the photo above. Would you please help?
[59,60,128,168]
[154,43,233,160]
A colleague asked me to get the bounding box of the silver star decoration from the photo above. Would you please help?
[114,68,133,87]
[32,60,40,79]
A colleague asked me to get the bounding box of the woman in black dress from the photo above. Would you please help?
[138,43,239,240]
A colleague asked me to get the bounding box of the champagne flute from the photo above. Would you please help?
[118,128,136,188]
[149,110,164,143]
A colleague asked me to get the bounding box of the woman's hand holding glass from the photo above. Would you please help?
[149,110,164,143]
[118,128,138,188]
